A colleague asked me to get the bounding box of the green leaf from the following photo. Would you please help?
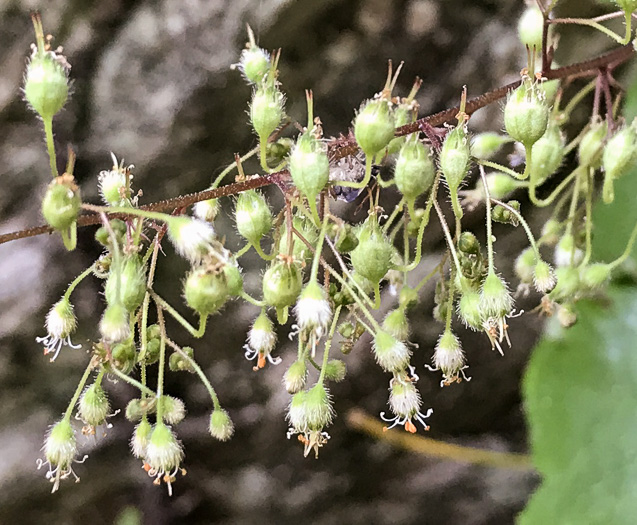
[519,288,637,524]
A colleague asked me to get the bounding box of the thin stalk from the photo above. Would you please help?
[490,198,541,261]
[318,305,342,384]
[433,199,463,275]
[43,118,58,178]
[212,145,260,189]
[608,219,637,269]
[240,291,266,307]
[63,361,95,421]
[478,159,526,180]
[139,236,161,362]
[63,264,95,301]
[529,165,581,207]
[109,365,156,397]
[479,166,496,273]
[581,167,594,266]
[155,307,168,419]
[150,291,208,338]
[550,15,632,45]
[311,201,330,281]
[382,199,405,235]
[252,240,276,261]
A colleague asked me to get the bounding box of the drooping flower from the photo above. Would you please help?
[143,422,185,496]
[244,310,280,370]
[380,377,433,433]
[36,297,81,362]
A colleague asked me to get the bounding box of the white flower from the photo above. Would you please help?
[426,330,471,386]
[372,331,412,373]
[381,377,433,433]
[244,311,280,370]
[144,423,185,496]
[36,297,81,362]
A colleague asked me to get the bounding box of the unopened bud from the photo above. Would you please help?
[350,218,394,284]
[100,303,130,344]
[440,124,471,189]
[235,190,273,244]
[354,98,396,157]
[42,176,81,231]
[372,330,411,373]
[209,408,234,441]
[184,268,229,316]
[262,261,303,308]
[504,79,549,147]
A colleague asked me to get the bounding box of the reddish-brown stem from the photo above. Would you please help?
[1,43,634,247]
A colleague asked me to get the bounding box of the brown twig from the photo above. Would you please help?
[1,43,634,247]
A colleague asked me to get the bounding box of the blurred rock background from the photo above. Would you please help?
[0,0,627,523]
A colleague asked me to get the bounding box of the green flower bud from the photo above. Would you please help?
[125,398,156,422]
[78,381,111,427]
[238,46,270,84]
[457,288,482,330]
[289,132,329,201]
[354,98,396,157]
[372,330,411,373]
[549,266,581,301]
[169,346,195,373]
[147,323,161,340]
[105,255,146,312]
[458,231,481,255]
[130,417,152,459]
[209,408,234,441]
[602,122,637,181]
[235,190,272,244]
[95,219,127,247]
[471,132,512,160]
[223,262,244,296]
[350,218,394,283]
[160,395,186,425]
[531,120,565,186]
[492,200,520,226]
[98,164,130,206]
[517,5,544,51]
[479,271,513,320]
[250,84,285,140]
[42,176,81,231]
[432,330,466,384]
[284,360,308,394]
[323,359,347,383]
[440,124,471,189]
[184,268,229,316]
[24,48,69,121]
[580,263,611,290]
[382,308,410,341]
[541,218,562,246]
[111,340,136,374]
[515,247,536,284]
[394,137,435,201]
[303,383,334,430]
[579,118,608,168]
[44,419,76,471]
[504,80,549,147]
[534,260,556,293]
[100,303,130,344]
[262,261,303,308]
[193,199,220,223]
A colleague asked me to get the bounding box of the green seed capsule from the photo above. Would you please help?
[24,52,69,121]
[262,261,303,308]
[223,263,244,296]
[235,190,273,244]
[531,120,565,186]
[184,269,229,315]
[169,346,196,373]
[602,123,637,181]
[580,263,611,290]
[350,218,394,284]
[504,80,549,147]
[105,255,146,312]
[354,98,396,157]
[250,84,285,141]
[111,340,137,374]
[440,124,471,189]
[289,132,330,201]
[579,118,608,169]
[394,137,435,201]
[41,177,81,231]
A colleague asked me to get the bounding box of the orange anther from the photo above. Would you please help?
[404,420,417,433]
[257,353,266,369]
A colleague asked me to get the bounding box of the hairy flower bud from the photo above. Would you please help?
[531,120,565,186]
[24,44,69,120]
[209,408,234,441]
[303,384,334,430]
[372,330,412,373]
[440,124,471,189]
[550,266,581,301]
[350,218,394,284]
[160,396,186,426]
[238,46,270,85]
[42,176,81,231]
[98,164,129,205]
[144,423,184,495]
[382,308,410,341]
[99,302,130,344]
[235,190,273,244]
[36,296,80,361]
[105,255,146,312]
[515,247,536,284]
[602,122,637,181]
[78,381,111,427]
[184,268,229,316]
[323,359,347,383]
[457,287,482,330]
[580,263,611,290]
[167,217,216,264]
[579,118,608,169]
[111,340,137,373]
[294,281,332,334]
[131,417,152,459]
[479,272,513,320]
[354,98,396,157]
[394,137,435,201]
[44,419,76,471]
[534,260,556,293]
[289,132,330,201]
[432,330,466,384]
[262,261,303,308]
[284,360,308,394]
[223,261,244,297]
[504,79,549,147]
[250,84,285,141]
